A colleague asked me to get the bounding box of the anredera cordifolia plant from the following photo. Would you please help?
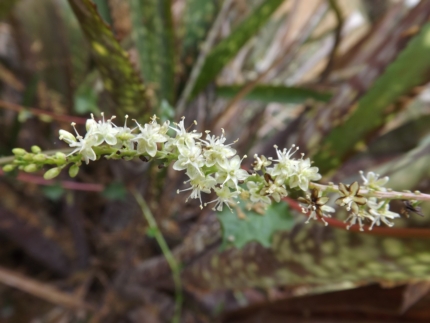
[3,113,429,232]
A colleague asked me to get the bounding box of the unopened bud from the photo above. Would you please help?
[31,145,42,153]
[69,164,79,178]
[44,167,61,180]
[55,152,67,162]
[12,148,26,156]
[24,164,38,173]
[2,164,15,172]
[33,154,46,162]
[22,153,33,161]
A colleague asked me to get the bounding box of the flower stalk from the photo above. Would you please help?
[2,113,429,232]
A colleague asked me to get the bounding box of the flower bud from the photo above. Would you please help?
[12,148,26,156]
[2,164,15,172]
[59,130,76,144]
[55,152,67,162]
[33,154,46,162]
[86,118,97,132]
[31,145,42,153]
[44,167,61,180]
[69,164,79,178]
[24,164,38,173]
[22,153,34,161]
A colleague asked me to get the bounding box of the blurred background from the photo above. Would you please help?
[1,0,430,322]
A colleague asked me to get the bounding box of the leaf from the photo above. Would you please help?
[314,22,430,174]
[216,85,332,104]
[190,0,285,98]
[216,200,294,249]
[67,0,150,119]
[102,182,127,201]
[129,0,175,105]
[42,183,65,201]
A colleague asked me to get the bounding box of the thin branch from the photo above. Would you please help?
[0,100,87,124]
[284,197,430,238]
[0,265,94,310]
[131,189,183,323]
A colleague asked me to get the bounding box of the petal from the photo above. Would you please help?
[349,181,360,195]
[146,142,157,157]
[338,183,348,196]
[335,198,344,206]
[353,195,367,205]
[351,202,359,214]
[317,196,329,205]
[105,134,118,145]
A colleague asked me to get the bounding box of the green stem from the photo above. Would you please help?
[0,148,74,166]
[131,189,183,323]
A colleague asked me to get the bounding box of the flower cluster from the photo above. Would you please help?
[3,113,425,231]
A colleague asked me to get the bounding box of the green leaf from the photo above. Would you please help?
[42,183,65,201]
[217,85,332,104]
[314,22,430,174]
[217,200,294,249]
[102,182,127,201]
[129,0,175,106]
[190,0,285,98]
[68,0,150,119]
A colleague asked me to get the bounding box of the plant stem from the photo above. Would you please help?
[310,182,430,201]
[131,189,183,323]
[0,148,74,166]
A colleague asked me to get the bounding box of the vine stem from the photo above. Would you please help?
[131,189,183,323]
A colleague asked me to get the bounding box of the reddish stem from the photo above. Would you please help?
[0,169,104,192]
[0,100,87,125]
[283,197,430,239]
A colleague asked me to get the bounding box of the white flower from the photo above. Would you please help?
[60,123,98,164]
[177,173,216,207]
[216,155,249,189]
[168,117,201,148]
[112,115,136,150]
[359,171,389,191]
[262,177,288,202]
[172,142,205,176]
[344,209,373,231]
[298,189,334,226]
[246,181,271,206]
[252,154,271,171]
[205,186,239,211]
[269,145,299,179]
[288,158,321,191]
[133,118,169,157]
[368,199,400,229]
[200,132,236,167]
[87,113,118,146]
